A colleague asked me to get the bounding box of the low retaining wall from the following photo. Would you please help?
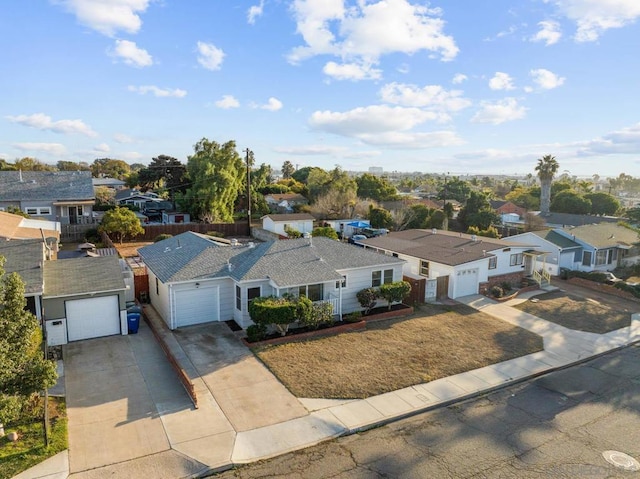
[362,305,414,323]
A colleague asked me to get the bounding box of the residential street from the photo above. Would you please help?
[213,344,640,478]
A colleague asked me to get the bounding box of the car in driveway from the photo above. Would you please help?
[602,272,623,285]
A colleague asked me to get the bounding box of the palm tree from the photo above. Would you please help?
[535,155,559,215]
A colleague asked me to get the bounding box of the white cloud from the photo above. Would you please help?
[274,145,349,156]
[7,112,98,137]
[247,0,264,24]
[127,85,187,97]
[121,151,144,160]
[529,68,565,90]
[323,61,382,81]
[489,72,515,91]
[94,142,110,152]
[452,73,467,84]
[356,130,464,149]
[13,142,67,155]
[379,82,471,122]
[260,97,283,111]
[577,122,640,156]
[52,0,152,37]
[110,39,152,67]
[215,95,240,109]
[113,133,134,143]
[309,105,437,136]
[531,20,562,45]
[197,41,225,71]
[288,0,458,79]
[549,0,640,42]
[484,25,518,42]
[471,98,527,125]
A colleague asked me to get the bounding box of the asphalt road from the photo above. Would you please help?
[212,344,640,478]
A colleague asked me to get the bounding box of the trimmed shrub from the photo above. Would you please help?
[500,281,513,292]
[342,311,362,323]
[248,296,297,336]
[490,285,504,298]
[246,323,267,342]
[356,288,379,314]
[284,226,302,238]
[379,281,412,310]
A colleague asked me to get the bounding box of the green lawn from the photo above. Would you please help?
[0,398,67,479]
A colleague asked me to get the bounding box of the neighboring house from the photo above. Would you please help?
[115,190,161,209]
[359,229,532,300]
[524,212,620,228]
[261,213,315,237]
[0,211,61,248]
[0,170,95,225]
[138,232,405,330]
[92,177,126,190]
[161,211,190,224]
[490,200,527,219]
[264,193,309,213]
[505,223,640,274]
[322,219,371,238]
[0,239,129,346]
[42,256,129,346]
[502,230,582,276]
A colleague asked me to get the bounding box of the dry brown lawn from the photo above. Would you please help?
[255,303,543,399]
[113,241,153,258]
[513,291,631,334]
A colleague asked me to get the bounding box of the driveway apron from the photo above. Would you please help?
[174,323,309,432]
[64,327,171,473]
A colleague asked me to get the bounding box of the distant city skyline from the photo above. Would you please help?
[2,1,639,177]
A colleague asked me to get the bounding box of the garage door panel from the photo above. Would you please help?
[66,296,120,342]
[456,268,478,297]
[175,287,219,328]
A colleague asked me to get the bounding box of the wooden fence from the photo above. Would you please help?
[135,222,250,241]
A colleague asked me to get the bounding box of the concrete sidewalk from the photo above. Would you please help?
[17,287,640,478]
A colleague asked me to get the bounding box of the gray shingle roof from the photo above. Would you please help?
[561,223,640,249]
[531,230,581,249]
[139,232,404,287]
[262,213,315,222]
[535,212,620,227]
[43,256,126,297]
[359,229,527,266]
[0,239,45,294]
[0,171,94,202]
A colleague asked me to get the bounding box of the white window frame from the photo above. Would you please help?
[488,256,497,269]
[510,253,523,266]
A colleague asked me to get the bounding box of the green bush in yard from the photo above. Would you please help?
[153,234,173,243]
[379,281,411,310]
[490,285,504,298]
[356,287,379,314]
[248,296,297,336]
[246,323,267,342]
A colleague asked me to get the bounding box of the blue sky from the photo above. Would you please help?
[2,0,640,177]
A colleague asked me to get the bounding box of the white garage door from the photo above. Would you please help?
[456,268,479,297]
[174,286,219,328]
[66,296,121,342]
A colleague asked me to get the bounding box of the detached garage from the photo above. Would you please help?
[43,256,127,346]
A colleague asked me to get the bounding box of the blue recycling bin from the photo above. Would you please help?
[127,312,140,334]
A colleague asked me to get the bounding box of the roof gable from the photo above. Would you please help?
[0,239,45,294]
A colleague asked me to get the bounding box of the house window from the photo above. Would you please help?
[25,206,51,216]
[248,287,261,302]
[488,256,497,269]
[419,260,429,277]
[509,253,523,266]
[155,277,159,295]
[235,285,241,310]
[596,249,617,265]
[582,251,592,267]
[298,284,324,301]
[373,269,393,286]
[335,275,347,289]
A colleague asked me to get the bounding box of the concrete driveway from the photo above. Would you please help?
[173,322,308,432]
[64,322,207,476]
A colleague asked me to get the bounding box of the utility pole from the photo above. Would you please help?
[245,149,252,235]
[443,172,449,231]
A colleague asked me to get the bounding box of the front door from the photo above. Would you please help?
[68,206,80,224]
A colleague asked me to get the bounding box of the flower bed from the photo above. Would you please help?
[360,304,414,322]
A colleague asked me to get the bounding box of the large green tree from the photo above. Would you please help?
[137,155,187,198]
[179,138,245,222]
[535,155,559,215]
[14,157,55,171]
[584,192,621,216]
[356,173,399,202]
[99,207,144,243]
[281,160,295,179]
[438,176,471,203]
[457,191,500,230]
[550,190,591,214]
[91,158,131,179]
[0,258,57,425]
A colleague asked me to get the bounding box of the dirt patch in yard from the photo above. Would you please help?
[513,290,631,334]
[255,303,543,399]
[114,241,153,258]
